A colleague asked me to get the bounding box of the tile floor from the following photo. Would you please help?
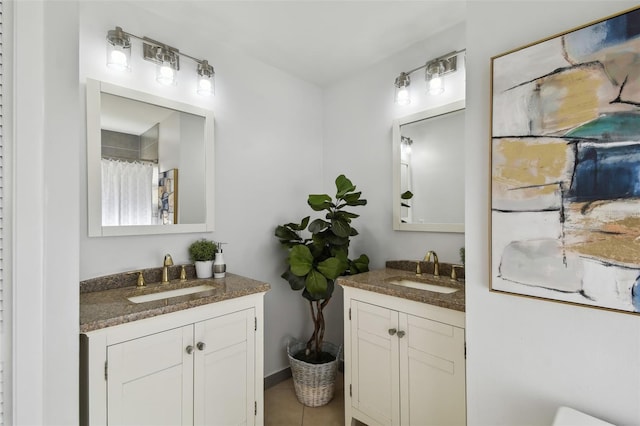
[264,372,345,426]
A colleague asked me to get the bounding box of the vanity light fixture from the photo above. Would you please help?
[426,60,446,95]
[394,72,411,106]
[197,60,215,96]
[106,26,131,71]
[105,26,215,96]
[401,136,413,155]
[393,49,464,105]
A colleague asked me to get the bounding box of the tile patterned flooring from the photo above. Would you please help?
[264,372,345,426]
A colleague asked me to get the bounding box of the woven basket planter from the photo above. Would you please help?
[287,340,342,407]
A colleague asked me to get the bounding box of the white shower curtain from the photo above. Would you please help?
[101,158,154,226]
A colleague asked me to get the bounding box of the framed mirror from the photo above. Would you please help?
[392,100,465,232]
[86,79,214,237]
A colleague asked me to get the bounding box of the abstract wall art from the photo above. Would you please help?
[491,6,640,314]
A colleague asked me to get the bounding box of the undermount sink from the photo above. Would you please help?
[128,284,214,304]
[386,278,459,294]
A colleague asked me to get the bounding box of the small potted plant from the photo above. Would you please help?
[188,239,217,278]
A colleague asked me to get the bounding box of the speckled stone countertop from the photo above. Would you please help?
[337,267,465,312]
[80,271,270,333]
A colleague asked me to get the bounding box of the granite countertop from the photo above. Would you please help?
[80,272,270,333]
[337,267,465,312]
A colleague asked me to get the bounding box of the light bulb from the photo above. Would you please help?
[428,77,444,95]
[396,86,410,106]
[197,76,214,96]
[108,49,128,70]
[106,27,131,71]
[156,63,176,86]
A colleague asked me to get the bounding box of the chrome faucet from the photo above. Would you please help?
[162,254,174,283]
[423,250,439,277]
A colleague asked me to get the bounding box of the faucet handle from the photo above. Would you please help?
[164,254,174,267]
[127,271,146,287]
[450,264,464,280]
[415,261,422,276]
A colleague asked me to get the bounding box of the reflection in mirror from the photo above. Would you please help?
[392,100,465,233]
[86,79,214,237]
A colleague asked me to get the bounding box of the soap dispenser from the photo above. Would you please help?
[213,242,226,278]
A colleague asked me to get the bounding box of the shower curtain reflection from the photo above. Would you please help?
[101,158,155,226]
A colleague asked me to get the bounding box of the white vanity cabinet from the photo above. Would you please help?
[81,293,264,426]
[343,286,465,426]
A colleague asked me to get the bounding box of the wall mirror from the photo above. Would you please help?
[86,78,214,237]
[392,100,465,232]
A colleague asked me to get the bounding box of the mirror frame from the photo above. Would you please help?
[86,78,215,237]
[392,99,465,233]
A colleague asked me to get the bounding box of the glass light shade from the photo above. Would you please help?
[157,63,177,86]
[401,142,412,156]
[428,76,444,95]
[106,43,131,71]
[426,60,446,95]
[395,86,410,106]
[197,75,214,96]
[394,72,411,105]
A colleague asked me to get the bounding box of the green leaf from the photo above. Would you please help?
[317,257,348,280]
[331,247,349,261]
[308,218,330,234]
[335,175,356,198]
[288,245,313,277]
[350,254,370,273]
[318,231,349,247]
[281,268,306,290]
[401,190,414,200]
[303,276,336,301]
[308,194,332,211]
[336,210,359,220]
[275,225,300,242]
[341,191,362,203]
[345,198,367,207]
[331,217,351,238]
[305,269,328,296]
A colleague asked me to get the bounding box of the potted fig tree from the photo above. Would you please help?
[188,239,217,278]
[275,174,369,407]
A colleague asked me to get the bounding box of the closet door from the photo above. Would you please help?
[107,325,194,426]
[193,308,255,426]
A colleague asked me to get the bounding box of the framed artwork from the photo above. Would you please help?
[491,6,640,314]
[159,169,178,225]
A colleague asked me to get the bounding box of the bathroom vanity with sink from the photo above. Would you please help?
[80,268,269,426]
[338,263,465,426]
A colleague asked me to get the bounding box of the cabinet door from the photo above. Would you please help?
[351,301,400,426]
[107,325,194,426]
[400,314,466,426]
[194,308,255,426]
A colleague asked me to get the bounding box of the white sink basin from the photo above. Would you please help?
[387,279,459,294]
[128,284,214,304]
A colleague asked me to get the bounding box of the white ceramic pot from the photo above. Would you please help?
[194,260,214,279]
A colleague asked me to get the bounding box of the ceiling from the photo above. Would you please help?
[140,1,467,87]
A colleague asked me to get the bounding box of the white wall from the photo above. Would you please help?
[466,2,640,425]
[322,22,466,352]
[12,1,80,424]
[78,1,322,382]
